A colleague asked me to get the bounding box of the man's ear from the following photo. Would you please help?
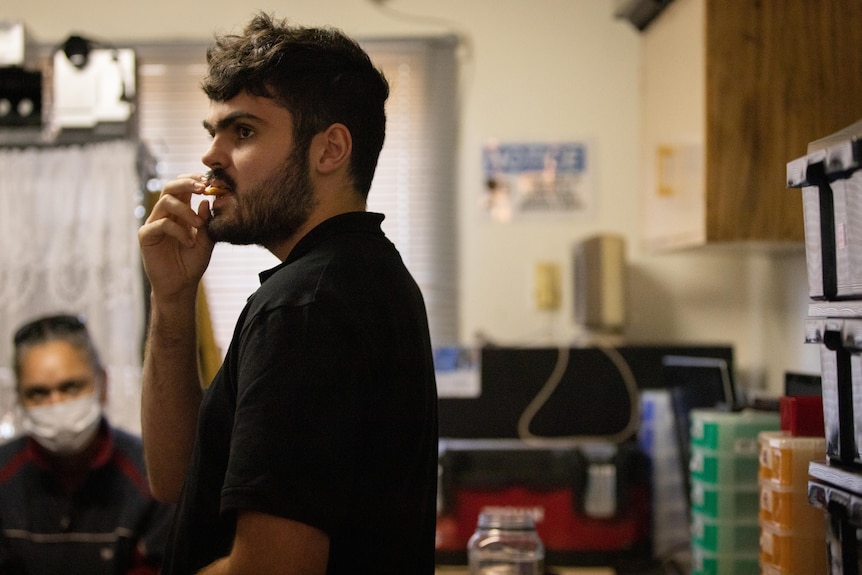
[313,123,352,175]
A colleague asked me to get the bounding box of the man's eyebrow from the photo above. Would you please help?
[22,378,90,392]
[202,112,263,135]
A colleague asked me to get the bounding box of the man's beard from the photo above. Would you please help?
[206,148,315,247]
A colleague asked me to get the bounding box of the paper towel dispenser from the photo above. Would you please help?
[573,234,626,334]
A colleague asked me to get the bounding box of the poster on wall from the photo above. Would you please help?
[481,140,593,223]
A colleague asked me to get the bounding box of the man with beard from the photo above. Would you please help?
[137,12,438,575]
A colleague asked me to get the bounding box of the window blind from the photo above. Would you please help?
[133,37,459,354]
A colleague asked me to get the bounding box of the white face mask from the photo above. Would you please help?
[21,392,102,455]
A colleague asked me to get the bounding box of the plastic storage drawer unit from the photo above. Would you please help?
[808,461,862,575]
[691,544,759,575]
[690,514,760,553]
[805,316,862,464]
[690,409,781,453]
[760,520,828,575]
[691,479,759,520]
[689,409,780,487]
[759,432,827,486]
[760,479,826,530]
[690,447,761,486]
[787,118,862,301]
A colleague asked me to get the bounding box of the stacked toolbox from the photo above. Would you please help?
[687,409,780,575]
[787,118,862,575]
[759,432,828,574]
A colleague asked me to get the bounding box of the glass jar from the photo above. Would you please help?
[467,509,545,575]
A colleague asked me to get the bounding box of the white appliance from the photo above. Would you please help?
[52,46,135,129]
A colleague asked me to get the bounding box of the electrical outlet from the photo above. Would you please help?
[534,262,561,310]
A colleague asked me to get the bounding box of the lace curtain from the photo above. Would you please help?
[0,140,146,438]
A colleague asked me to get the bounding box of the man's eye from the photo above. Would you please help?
[23,389,48,401]
[238,126,254,139]
[60,381,87,395]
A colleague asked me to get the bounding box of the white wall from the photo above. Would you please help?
[5,0,821,395]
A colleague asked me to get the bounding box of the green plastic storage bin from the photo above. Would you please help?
[690,479,759,520]
[690,513,760,553]
[690,409,780,452]
[691,543,760,575]
[690,446,761,486]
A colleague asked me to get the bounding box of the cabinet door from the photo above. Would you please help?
[642,0,706,250]
[642,0,862,249]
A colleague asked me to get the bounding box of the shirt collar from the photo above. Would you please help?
[258,211,385,285]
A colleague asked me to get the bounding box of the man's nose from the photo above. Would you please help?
[44,389,70,404]
[202,135,229,169]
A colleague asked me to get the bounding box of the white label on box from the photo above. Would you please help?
[761,487,774,512]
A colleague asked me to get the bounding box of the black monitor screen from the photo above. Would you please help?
[437,345,734,440]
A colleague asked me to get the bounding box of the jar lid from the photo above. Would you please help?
[476,508,537,530]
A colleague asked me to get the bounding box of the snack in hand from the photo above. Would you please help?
[203,186,228,196]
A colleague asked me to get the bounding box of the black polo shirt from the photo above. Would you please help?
[163,212,439,574]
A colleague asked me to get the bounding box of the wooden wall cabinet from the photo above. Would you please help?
[641,0,862,250]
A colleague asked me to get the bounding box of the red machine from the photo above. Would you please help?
[435,440,652,567]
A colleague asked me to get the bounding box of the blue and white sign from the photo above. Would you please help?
[481,141,593,222]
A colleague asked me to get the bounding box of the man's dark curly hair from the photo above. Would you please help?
[202,12,389,198]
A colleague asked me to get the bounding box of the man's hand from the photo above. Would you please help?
[139,174,212,502]
[139,174,215,301]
